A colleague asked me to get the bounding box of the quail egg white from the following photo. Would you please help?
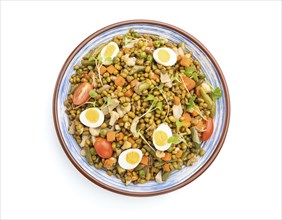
[100,42,119,65]
[152,123,172,151]
[153,47,177,66]
[79,107,104,128]
[118,149,143,170]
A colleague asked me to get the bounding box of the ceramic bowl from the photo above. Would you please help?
[53,20,230,196]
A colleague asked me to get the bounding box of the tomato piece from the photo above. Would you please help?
[201,117,214,141]
[72,82,93,105]
[94,138,113,159]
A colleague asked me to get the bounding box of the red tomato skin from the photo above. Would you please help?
[94,138,113,159]
[72,82,93,105]
[201,117,214,141]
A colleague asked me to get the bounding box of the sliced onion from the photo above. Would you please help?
[155,171,163,183]
[130,117,139,137]
[172,104,183,120]
[160,72,171,83]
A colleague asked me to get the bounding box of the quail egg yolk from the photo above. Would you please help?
[126,151,141,165]
[158,49,170,63]
[104,44,116,57]
[154,130,168,147]
[85,108,99,123]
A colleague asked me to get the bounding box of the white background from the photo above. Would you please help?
[1,1,281,219]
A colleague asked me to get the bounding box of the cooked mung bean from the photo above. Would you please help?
[65,30,222,185]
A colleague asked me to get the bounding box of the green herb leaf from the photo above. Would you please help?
[123,35,130,45]
[104,97,116,106]
[107,97,116,105]
[172,73,180,82]
[150,83,164,93]
[212,87,222,100]
[168,135,181,144]
[175,120,182,127]
[156,83,164,90]
[104,56,112,63]
[184,66,196,76]
[186,95,196,109]
[97,54,103,62]
[184,67,199,82]
[175,120,187,128]
[89,90,98,98]
[146,94,155,101]
[156,102,163,111]
[192,72,198,82]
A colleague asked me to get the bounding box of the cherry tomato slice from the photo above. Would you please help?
[201,117,214,141]
[72,82,93,105]
[94,138,113,159]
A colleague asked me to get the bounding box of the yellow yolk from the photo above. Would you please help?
[126,151,140,165]
[158,49,170,63]
[154,130,168,146]
[85,109,99,123]
[104,44,116,57]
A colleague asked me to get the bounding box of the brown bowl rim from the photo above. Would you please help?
[53,19,230,197]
